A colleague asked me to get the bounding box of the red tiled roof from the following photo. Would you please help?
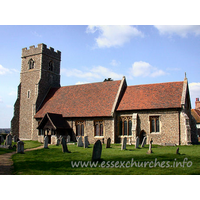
[117,81,184,111]
[35,80,121,118]
[191,109,200,123]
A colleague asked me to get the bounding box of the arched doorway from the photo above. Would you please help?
[139,130,146,144]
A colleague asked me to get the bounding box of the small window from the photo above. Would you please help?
[76,121,84,136]
[119,116,132,136]
[94,120,104,136]
[49,61,54,71]
[27,90,30,98]
[150,116,160,133]
[28,59,34,69]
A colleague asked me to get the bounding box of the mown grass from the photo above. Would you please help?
[0,140,42,155]
[12,143,200,175]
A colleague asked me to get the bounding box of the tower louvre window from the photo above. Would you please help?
[49,61,54,71]
[28,59,34,69]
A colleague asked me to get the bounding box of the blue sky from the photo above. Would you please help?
[0,25,200,128]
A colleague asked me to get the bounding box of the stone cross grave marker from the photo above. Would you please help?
[44,136,48,149]
[106,137,111,148]
[6,134,12,146]
[121,137,127,150]
[84,136,89,148]
[67,135,70,143]
[61,137,70,153]
[77,136,83,147]
[16,141,24,153]
[135,136,139,148]
[147,138,153,154]
[92,140,102,162]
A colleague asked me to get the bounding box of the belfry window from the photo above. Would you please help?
[49,61,54,71]
[119,116,132,136]
[28,59,34,69]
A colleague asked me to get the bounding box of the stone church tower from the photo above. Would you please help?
[11,44,61,140]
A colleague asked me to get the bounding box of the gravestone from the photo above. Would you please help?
[176,147,180,154]
[135,136,139,148]
[147,138,153,154]
[77,136,83,147]
[16,141,24,153]
[141,137,146,147]
[6,134,12,146]
[121,137,127,150]
[56,138,60,146]
[92,140,102,162]
[13,135,17,142]
[84,136,89,148]
[61,137,70,153]
[0,135,4,144]
[67,135,70,143]
[106,137,111,148]
[44,136,48,149]
[51,135,57,145]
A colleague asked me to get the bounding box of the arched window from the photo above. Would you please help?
[49,61,54,71]
[28,59,34,69]
[119,116,132,136]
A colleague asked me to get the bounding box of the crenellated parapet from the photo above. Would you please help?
[22,43,61,60]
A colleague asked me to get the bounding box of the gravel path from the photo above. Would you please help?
[0,145,43,175]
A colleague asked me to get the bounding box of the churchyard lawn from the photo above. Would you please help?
[12,143,200,175]
[0,140,42,155]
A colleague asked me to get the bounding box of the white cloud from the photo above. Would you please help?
[189,82,200,99]
[154,25,200,37]
[75,81,89,85]
[0,65,10,75]
[110,60,120,66]
[0,96,3,103]
[130,61,167,77]
[86,25,144,48]
[62,66,123,80]
[6,105,13,108]
[9,91,17,96]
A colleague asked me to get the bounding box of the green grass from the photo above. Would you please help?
[12,143,200,175]
[0,140,42,155]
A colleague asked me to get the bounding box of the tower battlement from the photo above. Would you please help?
[22,43,61,60]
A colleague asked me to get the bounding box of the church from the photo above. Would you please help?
[11,43,198,145]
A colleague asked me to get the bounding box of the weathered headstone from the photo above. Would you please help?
[176,147,180,154]
[6,134,12,146]
[16,141,24,153]
[84,136,89,148]
[135,136,139,148]
[106,137,111,148]
[56,138,60,146]
[13,135,17,142]
[61,137,70,153]
[44,136,48,149]
[92,140,102,161]
[121,137,127,150]
[141,137,146,147]
[51,135,57,145]
[147,138,153,154]
[77,136,83,147]
[67,135,71,143]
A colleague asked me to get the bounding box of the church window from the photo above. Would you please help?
[76,121,84,136]
[28,59,34,69]
[150,116,160,133]
[119,116,132,136]
[49,61,54,71]
[27,90,30,98]
[94,120,104,136]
